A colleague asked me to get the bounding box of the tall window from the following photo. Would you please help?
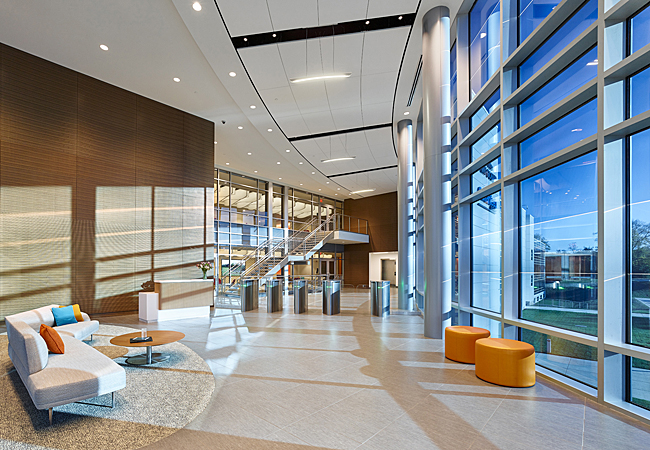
[471,123,501,161]
[472,191,502,313]
[518,0,597,86]
[470,0,501,98]
[471,89,500,130]
[519,47,597,127]
[452,210,459,303]
[629,65,650,119]
[451,42,458,122]
[519,99,597,169]
[518,0,561,44]
[628,128,650,350]
[629,4,650,55]
[520,152,597,335]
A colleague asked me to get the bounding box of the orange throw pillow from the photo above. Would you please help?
[59,304,83,322]
[40,324,65,354]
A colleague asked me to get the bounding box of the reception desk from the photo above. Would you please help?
[139,280,213,322]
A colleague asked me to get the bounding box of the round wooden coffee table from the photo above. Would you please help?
[109,330,185,365]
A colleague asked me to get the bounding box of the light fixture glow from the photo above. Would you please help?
[192,2,202,11]
[213,141,217,144]
[290,73,352,83]
[229,72,237,77]
[319,189,321,191]
[243,38,248,42]
[403,111,410,116]
[276,162,281,164]
[173,77,181,82]
[300,183,303,186]
[326,182,330,184]
[99,44,109,51]
[238,126,243,129]
[286,149,290,153]
[350,189,376,194]
[226,162,230,165]
[299,162,303,164]
[311,172,315,175]
[247,152,252,155]
[398,15,403,20]
[254,170,258,173]
[365,20,370,25]
[321,156,356,163]
[267,128,272,132]
[250,105,256,109]
[272,33,277,37]
[279,177,282,180]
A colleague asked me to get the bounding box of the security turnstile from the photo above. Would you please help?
[371,280,391,317]
[240,278,259,312]
[267,279,283,313]
[322,280,341,315]
[293,280,307,314]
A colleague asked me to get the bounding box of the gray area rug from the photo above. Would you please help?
[0,324,215,450]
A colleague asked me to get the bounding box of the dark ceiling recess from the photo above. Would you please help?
[289,123,392,142]
[232,13,417,49]
[329,165,398,178]
[407,56,422,107]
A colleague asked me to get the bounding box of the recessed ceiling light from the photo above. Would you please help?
[229,72,236,77]
[319,189,322,191]
[213,141,217,144]
[311,172,315,175]
[267,129,272,132]
[243,38,248,42]
[279,177,282,180]
[290,73,352,83]
[321,156,356,163]
[365,20,370,25]
[398,15,403,20]
[192,2,202,11]
[326,182,330,184]
[285,149,290,153]
[173,77,181,82]
[272,33,277,37]
[276,162,281,165]
[254,170,258,173]
[247,152,252,155]
[337,188,340,190]
[350,188,376,194]
[404,111,410,115]
[299,162,303,164]
[226,162,230,165]
[300,183,303,185]
[99,44,109,51]
[335,194,337,195]
[238,126,243,129]
[250,105,256,109]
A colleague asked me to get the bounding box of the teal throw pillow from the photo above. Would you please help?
[52,305,78,326]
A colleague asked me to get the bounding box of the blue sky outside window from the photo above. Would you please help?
[470,0,500,98]
[630,5,650,55]
[519,99,596,168]
[519,0,597,86]
[472,123,501,161]
[630,66,650,118]
[519,47,597,127]
[519,0,561,44]
[472,191,502,313]
[471,89,500,130]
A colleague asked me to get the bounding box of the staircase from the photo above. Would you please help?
[218,216,336,298]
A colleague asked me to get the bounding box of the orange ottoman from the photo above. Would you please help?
[475,338,536,387]
[445,326,490,363]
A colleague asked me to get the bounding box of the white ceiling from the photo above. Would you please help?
[0,0,462,200]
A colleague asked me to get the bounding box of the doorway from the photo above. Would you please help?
[381,259,397,286]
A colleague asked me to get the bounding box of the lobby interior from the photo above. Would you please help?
[2,0,650,449]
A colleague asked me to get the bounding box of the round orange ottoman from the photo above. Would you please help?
[475,338,536,387]
[444,326,490,363]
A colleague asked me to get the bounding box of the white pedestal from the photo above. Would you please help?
[139,293,159,323]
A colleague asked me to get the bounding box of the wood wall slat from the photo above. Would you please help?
[0,43,214,319]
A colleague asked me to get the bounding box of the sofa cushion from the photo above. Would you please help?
[52,306,77,326]
[25,336,126,410]
[59,304,83,322]
[56,320,99,340]
[40,324,65,354]
[5,317,49,376]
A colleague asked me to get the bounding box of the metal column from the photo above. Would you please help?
[397,119,415,310]
[240,278,259,312]
[267,279,283,312]
[371,280,391,317]
[422,6,452,339]
[322,280,340,315]
[293,279,307,314]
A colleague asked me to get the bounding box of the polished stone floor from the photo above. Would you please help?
[93,290,650,449]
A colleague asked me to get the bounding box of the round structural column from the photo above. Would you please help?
[397,119,415,310]
[422,6,452,338]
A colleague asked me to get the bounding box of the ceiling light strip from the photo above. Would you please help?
[321,156,356,163]
[350,189,376,194]
[289,123,392,142]
[328,165,398,178]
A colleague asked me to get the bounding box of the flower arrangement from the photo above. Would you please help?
[197,261,213,279]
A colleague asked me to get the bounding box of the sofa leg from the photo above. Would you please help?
[90,334,93,342]
[111,391,115,408]
[48,408,52,426]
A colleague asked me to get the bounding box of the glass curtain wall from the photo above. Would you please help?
[419,0,650,420]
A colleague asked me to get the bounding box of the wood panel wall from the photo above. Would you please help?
[0,43,214,319]
[343,192,398,287]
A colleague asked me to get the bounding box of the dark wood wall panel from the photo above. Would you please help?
[344,192,398,287]
[0,43,214,319]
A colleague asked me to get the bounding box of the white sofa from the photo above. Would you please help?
[5,305,126,425]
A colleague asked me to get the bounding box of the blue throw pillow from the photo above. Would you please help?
[52,305,78,326]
